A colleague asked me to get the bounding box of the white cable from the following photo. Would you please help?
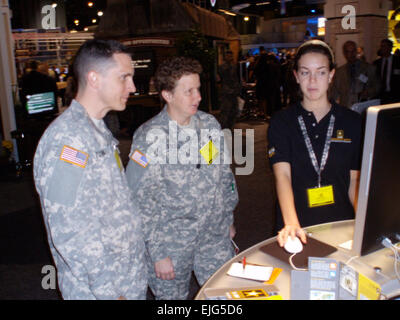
[381,237,400,283]
[345,255,359,265]
[289,253,308,271]
[390,246,400,283]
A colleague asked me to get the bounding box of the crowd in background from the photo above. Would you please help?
[235,38,400,122]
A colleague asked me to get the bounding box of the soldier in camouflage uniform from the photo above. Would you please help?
[33,40,147,299]
[126,57,239,300]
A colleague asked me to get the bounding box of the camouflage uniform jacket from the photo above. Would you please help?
[33,100,147,299]
[125,107,239,264]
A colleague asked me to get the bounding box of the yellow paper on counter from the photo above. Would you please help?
[357,273,381,300]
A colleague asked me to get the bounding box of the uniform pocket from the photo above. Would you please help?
[46,160,85,206]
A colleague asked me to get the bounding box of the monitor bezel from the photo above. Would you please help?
[352,103,400,256]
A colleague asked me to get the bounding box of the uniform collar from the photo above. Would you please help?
[295,101,341,119]
[160,104,201,129]
[69,99,117,150]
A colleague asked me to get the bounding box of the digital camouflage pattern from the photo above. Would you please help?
[126,107,238,299]
[34,100,147,300]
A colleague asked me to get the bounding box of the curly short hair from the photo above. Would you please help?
[155,56,202,93]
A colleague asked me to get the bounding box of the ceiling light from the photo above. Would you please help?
[92,19,97,23]
[88,2,94,7]
[218,9,236,16]
[244,16,250,21]
[97,11,103,16]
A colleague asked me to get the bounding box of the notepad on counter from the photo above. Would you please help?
[227,262,273,282]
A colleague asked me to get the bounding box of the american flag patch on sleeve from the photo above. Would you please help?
[60,145,89,168]
[131,150,149,168]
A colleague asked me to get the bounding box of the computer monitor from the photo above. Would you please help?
[352,103,400,256]
[25,92,56,115]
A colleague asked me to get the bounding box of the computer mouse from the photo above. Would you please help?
[284,236,303,254]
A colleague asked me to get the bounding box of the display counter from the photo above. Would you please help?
[195,220,400,300]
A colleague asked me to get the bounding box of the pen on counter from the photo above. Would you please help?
[242,256,246,272]
[230,238,239,254]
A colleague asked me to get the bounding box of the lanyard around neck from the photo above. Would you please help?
[298,114,335,187]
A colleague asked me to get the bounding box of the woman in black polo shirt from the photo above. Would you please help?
[267,40,362,247]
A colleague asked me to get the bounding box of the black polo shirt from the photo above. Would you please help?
[267,102,363,230]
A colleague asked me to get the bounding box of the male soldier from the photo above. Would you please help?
[126,57,238,300]
[33,39,147,299]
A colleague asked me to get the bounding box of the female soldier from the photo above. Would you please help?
[267,40,363,247]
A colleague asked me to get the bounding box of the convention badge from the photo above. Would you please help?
[59,145,88,168]
[199,140,219,165]
[114,149,123,171]
[131,149,149,168]
[307,185,335,208]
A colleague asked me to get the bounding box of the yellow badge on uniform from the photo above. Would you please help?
[114,149,122,171]
[199,140,219,165]
[307,185,335,208]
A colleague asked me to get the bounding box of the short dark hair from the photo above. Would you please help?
[294,40,335,71]
[155,56,202,93]
[73,39,130,89]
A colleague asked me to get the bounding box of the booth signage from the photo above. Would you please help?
[122,38,174,47]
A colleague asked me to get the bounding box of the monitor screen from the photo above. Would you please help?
[352,103,400,256]
[25,92,56,115]
[130,50,154,77]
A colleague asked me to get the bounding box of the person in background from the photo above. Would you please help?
[267,40,362,247]
[33,39,147,300]
[374,39,400,104]
[19,60,58,112]
[331,40,379,108]
[217,50,241,130]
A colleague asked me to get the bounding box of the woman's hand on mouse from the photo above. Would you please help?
[277,225,307,247]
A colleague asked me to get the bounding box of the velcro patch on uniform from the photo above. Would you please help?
[60,145,88,168]
[131,149,149,168]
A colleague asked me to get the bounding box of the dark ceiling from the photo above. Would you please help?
[228,0,324,17]
[8,0,398,32]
